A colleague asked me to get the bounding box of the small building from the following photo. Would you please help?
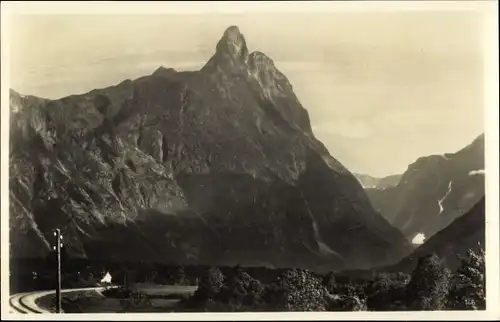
[100,271,112,284]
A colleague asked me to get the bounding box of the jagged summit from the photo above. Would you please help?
[202,26,249,71]
[216,25,249,62]
[203,26,278,74]
[248,51,275,67]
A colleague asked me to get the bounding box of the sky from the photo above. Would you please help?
[7,9,486,177]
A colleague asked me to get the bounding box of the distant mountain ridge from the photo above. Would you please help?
[354,173,402,189]
[365,134,485,243]
[9,26,411,271]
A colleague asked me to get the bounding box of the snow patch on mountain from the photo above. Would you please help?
[469,169,485,176]
[412,233,426,245]
[438,181,453,215]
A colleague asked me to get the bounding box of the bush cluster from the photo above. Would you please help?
[184,248,485,312]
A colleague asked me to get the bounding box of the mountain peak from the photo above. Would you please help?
[152,66,177,77]
[9,25,412,271]
[222,25,243,41]
[203,26,250,71]
[216,26,249,61]
[248,51,275,68]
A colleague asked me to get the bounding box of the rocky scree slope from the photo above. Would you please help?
[9,26,412,271]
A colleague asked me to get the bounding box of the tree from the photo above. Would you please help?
[173,264,186,285]
[365,271,411,310]
[447,248,486,310]
[217,268,264,310]
[192,267,225,302]
[322,272,336,294]
[263,268,328,311]
[406,253,451,310]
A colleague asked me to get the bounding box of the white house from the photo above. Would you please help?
[100,271,112,284]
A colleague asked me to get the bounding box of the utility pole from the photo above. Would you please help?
[53,229,63,313]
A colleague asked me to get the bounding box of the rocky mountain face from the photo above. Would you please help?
[383,197,485,273]
[365,134,485,243]
[9,26,412,271]
[354,173,401,189]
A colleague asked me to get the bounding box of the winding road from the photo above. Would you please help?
[8,286,113,314]
[9,291,47,314]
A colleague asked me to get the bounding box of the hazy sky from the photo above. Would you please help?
[8,11,486,177]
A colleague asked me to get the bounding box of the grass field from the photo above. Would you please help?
[33,284,198,313]
[131,283,198,296]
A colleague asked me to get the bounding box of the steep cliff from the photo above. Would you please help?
[9,26,411,271]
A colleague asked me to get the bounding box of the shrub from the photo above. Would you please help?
[121,291,152,311]
[364,271,410,310]
[102,286,132,299]
[366,284,407,311]
[366,272,409,297]
[326,293,367,311]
